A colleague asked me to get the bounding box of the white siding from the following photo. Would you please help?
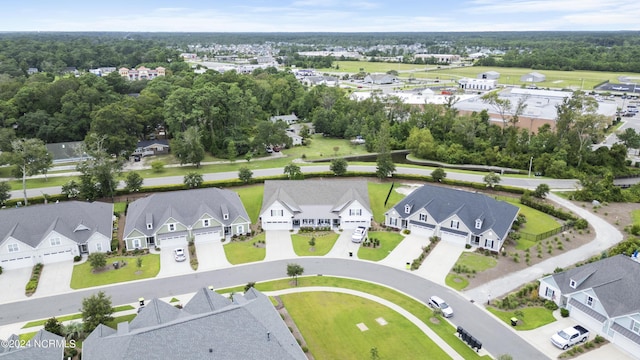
[261,201,293,230]
[410,224,434,238]
[339,200,371,230]
[440,230,467,246]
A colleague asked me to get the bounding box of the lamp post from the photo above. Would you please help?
[528,156,533,177]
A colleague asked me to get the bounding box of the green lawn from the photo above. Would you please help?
[445,252,497,290]
[234,184,264,223]
[292,231,339,256]
[633,210,640,225]
[319,61,438,74]
[113,202,127,215]
[358,231,405,261]
[70,254,160,289]
[283,133,371,160]
[487,306,556,330]
[445,274,469,291]
[21,305,134,329]
[368,182,406,223]
[218,276,490,360]
[497,196,561,235]
[224,233,266,264]
[282,292,451,360]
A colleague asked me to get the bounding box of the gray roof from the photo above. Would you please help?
[0,329,64,360]
[124,188,250,238]
[260,180,372,217]
[270,114,299,123]
[83,288,306,360]
[548,255,640,318]
[389,184,518,240]
[0,201,113,248]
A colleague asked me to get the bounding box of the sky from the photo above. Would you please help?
[1,0,640,32]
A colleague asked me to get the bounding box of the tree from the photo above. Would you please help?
[124,172,143,192]
[61,180,80,198]
[88,252,107,272]
[406,127,437,159]
[284,162,303,179]
[0,181,10,205]
[376,122,396,179]
[483,172,501,188]
[370,347,380,360]
[9,138,52,205]
[618,128,640,155]
[244,282,256,292]
[136,257,143,269]
[533,183,550,199]
[431,168,447,182]
[287,263,304,286]
[150,160,165,173]
[77,134,124,201]
[227,140,237,162]
[171,126,205,168]
[63,321,84,341]
[81,291,114,332]
[330,158,348,176]
[44,317,64,336]
[238,166,253,183]
[184,172,203,188]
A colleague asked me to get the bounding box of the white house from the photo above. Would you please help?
[384,184,518,251]
[0,202,113,270]
[539,255,640,358]
[260,180,372,231]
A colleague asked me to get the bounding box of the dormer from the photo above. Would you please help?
[569,268,596,289]
[221,204,229,221]
[74,223,90,232]
[404,204,412,214]
[475,218,483,229]
[146,213,153,230]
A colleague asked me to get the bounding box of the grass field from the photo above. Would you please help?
[70,254,160,289]
[292,231,339,256]
[234,184,264,223]
[282,292,451,360]
[633,209,640,225]
[368,182,406,223]
[445,252,497,290]
[445,273,469,291]
[357,231,405,261]
[497,196,561,235]
[487,306,556,330]
[224,233,266,264]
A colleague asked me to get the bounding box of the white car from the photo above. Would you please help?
[351,226,367,243]
[174,248,187,262]
[429,295,454,318]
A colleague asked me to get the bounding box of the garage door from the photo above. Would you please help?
[262,221,291,231]
[194,230,222,243]
[158,235,188,248]
[0,255,34,270]
[570,306,604,334]
[410,224,434,238]
[440,231,468,246]
[42,248,73,264]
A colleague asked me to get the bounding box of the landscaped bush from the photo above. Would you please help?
[402,229,411,235]
[410,236,440,270]
[73,255,82,262]
[544,300,559,311]
[560,308,570,317]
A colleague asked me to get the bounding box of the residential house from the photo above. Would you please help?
[300,75,338,87]
[364,73,397,85]
[0,329,65,359]
[0,201,113,270]
[414,54,461,63]
[27,67,39,75]
[123,188,251,250]
[384,184,518,251]
[260,180,372,231]
[478,71,500,80]
[45,141,90,164]
[538,255,640,357]
[83,287,306,360]
[285,130,303,146]
[520,72,546,83]
[132,140,170,157]
[118,66,166,81]
[270,113,299,125]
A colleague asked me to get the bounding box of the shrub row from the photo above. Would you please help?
[520,194,578,221]
[410,236,440,270]
[25,263,44,296]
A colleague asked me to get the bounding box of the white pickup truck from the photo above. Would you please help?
[551,325,590,350]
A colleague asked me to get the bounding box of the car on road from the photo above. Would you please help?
[174,248,186,262]
[429,295,454,318]
[351,226,368,243]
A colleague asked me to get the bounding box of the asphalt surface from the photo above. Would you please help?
[0,258,546,359]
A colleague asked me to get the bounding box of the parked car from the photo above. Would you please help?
[428,295,454,318]
[551,325,589,350]
[351,226,368,243]
[265,146,273,153]
[174,248,186,262]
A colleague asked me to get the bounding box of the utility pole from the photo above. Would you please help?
[528,156,533,177]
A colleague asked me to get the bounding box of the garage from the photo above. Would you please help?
[194,229,222,243]
[158,234,188,249]
[262,220,291,231]
[42,248,74,264]
[410,221,435,238]
[0,255,34,270]
[440,230,468,246]
[569,300,605,333]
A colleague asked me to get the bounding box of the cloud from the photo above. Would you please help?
[464,0,630,14]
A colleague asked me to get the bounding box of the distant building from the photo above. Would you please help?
[270,113,299,125]
[364,73,396,85]
[414,54,461,63]
[26,67,39,75]
[88,67,117,77]
[458,78,497,91]
[478,71,500,80]
[521,72,546,83]
[45,141,90,164]
[180,53,198,60]
[119,66,166,81]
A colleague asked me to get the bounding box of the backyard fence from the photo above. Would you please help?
[519,224,570,242]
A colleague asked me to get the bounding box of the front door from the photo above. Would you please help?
[79,244,88,253]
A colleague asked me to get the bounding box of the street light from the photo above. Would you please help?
[528,156,533,177]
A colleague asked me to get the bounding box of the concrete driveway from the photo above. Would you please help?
[34,261,73,297]
[0,267,31,304]
[264,231,296,261]
[378,234,427,269]
[195,241,231,270]
[416,241,466,285]
[325,230,361,259]
[157,245,194,277]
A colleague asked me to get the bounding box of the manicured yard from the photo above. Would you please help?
[497,196,561,236]
[70,254,160,289]
[445,252,497,290]
[113,202,127,215]
[368,182,406,223]
[445,274,469,291]
[292,231,339,256]
[283,133,371,160]
[234,184,264,223]
[357,231,405,261]
[633,209,640,225]
[282,292,450,360]
[224,233,266,264]
[21,305,134,329]
[487,306,556,330]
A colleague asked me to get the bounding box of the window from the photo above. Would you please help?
[236,225,244,234]
[203,219,210,227]
[132,239,141,249]
[389,218,398,226]
[168,223,176,232]
[350,209,362,216]
[475,219,482,229]
[404,204,411,214]
[419,214,427,222]
[450,220,459,229]
[632,320,640,334]
[223,214,229,220]
[270,209,284,216]
[545,287,555,298]
[96,243,103,252]
[146,223,153,230]
[484,239,494,248]
[8,243,19,253]
[569,279,577,288]
[586,296,594,307]
[50,237,61,246]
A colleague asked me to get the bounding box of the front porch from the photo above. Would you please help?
[292,218,340,230]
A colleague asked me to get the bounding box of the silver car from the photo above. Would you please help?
[174,248,187,262]
[429,295,454,318]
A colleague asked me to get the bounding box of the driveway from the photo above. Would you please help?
[325,230,361,259]
[415,241,466,285]
[378,234,427,269]
[195,240,231,270]
[264,231,296,261]
[34,261,73,297]
[157,245,194,277]
[0,267,31,304]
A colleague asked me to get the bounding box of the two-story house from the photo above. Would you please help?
[539,254,640,357]
[123,188,251,250]
[384,184,518,251]
[260,180,372,231]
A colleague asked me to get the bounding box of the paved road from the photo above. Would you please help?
[0,258,546,359]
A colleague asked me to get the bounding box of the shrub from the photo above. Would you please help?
[0,266,2,275]
[594,335,605,344]
[301,346,309,353]
[560,308,570,317]
[402,229,411,235]
[73,255,82,262]
[544,300,559,311]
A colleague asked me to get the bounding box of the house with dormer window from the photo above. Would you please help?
[123,188,250,250]
[384,184,518,251]
[538,255,640,357]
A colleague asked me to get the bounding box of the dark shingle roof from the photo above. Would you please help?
[0,329,64,360]
[0,201,113,248]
